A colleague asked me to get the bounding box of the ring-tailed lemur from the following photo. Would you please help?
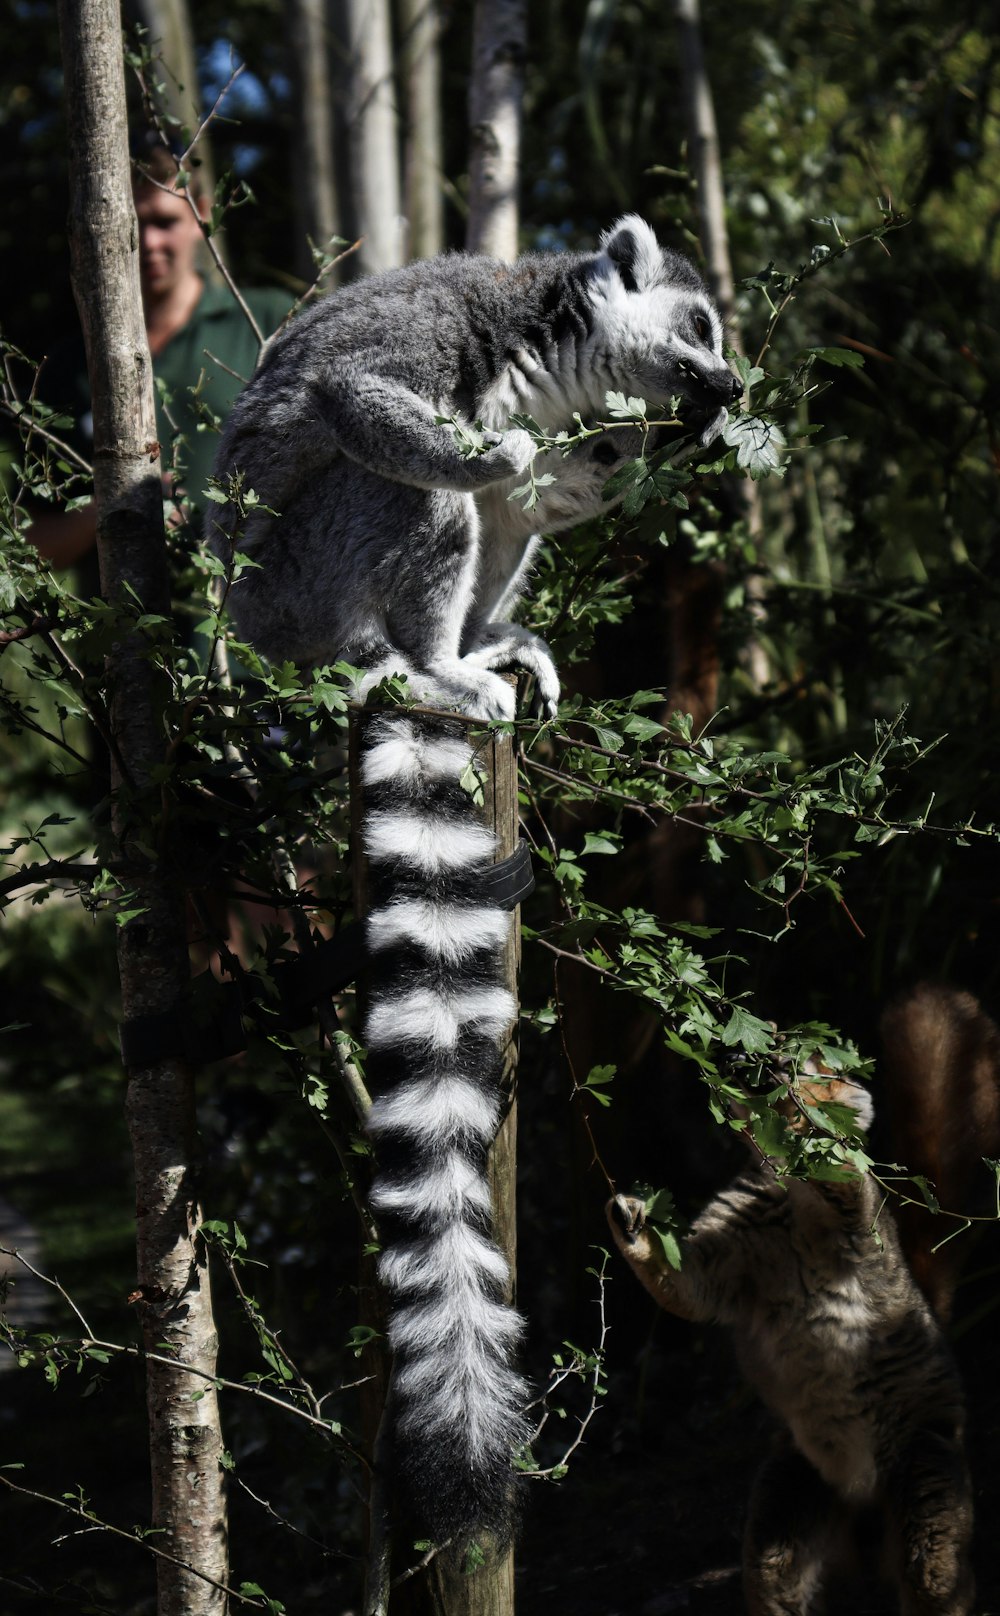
[607,1076,974,1615]
[210,217,739,1545]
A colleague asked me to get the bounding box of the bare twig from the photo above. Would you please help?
[0,1472,276,1609]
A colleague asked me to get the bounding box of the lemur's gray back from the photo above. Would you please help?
[224,235,707,449]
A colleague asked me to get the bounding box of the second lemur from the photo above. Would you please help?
[607,1075,974,1615]
[211,216,738,1545]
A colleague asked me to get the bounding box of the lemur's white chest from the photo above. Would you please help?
[478,334,617,436]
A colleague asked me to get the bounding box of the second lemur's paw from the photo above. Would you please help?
[607,1195,646,1243]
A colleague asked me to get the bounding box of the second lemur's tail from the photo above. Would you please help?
[359,714,528,1548]
[880,982,1000,1320]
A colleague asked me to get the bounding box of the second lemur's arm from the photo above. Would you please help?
[606,1192,752,1326]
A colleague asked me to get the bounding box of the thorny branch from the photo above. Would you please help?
[525,1251,611,1476]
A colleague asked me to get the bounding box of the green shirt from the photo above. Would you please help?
[40,277,292,519]
[38,279,293,664]
[153,280,292,515]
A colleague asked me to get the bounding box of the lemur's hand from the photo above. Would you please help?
[480,427,537,479]
[607,1194,647,1243]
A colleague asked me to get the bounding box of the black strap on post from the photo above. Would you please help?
[481,838,535,911]
[272,840,534,1027]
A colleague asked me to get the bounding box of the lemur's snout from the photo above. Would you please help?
[729,372,744,401]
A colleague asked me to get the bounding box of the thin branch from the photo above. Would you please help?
[0,861,101,899]
[0,1473,275,1609]
[526,1252,611,1474]
[0,616,58,646]
[553,956,616,1194]
[232,1472,358,1562]
[389,1537,445,1589]
[0,691,93,770]
[2,1246,95,1337]
[0,397,94,478]
[175,61,247,169]
[276,238,363,335]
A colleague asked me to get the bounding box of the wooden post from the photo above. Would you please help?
[350,698,520,1616]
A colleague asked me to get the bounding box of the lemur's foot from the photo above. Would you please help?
[359,659,517,722]
[464,630,560,719]
[607,1194,646,1242]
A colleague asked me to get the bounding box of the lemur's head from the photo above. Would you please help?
[731,1060,874,1165]
[591,215,742,445]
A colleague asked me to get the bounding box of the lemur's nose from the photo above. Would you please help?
[730,373,744,401]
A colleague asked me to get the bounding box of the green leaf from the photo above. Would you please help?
[621,714,664,741]
[582,831,621,856]
[750,1107,793,1157]
[721,414,787,479]
[600,457,646,502]
[808,346,865,368]
[720,1007,775,1053]
[650,1225,683,1270]
[605,391,647,419]
[584,1063,616,1087]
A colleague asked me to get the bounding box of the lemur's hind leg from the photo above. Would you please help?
[885,1432,974,1616]
[744,1440,841,1616]
[374,488,515,719]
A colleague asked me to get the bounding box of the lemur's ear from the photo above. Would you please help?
[600,215,663,292]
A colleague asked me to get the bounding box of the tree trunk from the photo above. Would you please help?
[673,0,735,328]
[130,0,219,206]
[673,0,769,690]
[336,0,404,277]
[55,3,229,1612]
[289,0,340,282]
[466,0,526,260]
[399,0,445,260]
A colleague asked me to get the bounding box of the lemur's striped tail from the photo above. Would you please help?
[360,714,528,1548]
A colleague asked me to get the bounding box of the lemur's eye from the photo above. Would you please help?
[694,315,711,342]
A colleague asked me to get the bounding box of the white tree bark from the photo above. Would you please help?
[131,0,218,201]
[55,2,229,1610]
[399,0,444,260]
[673,0,735,327]
[466,0,526,261]
[290,0,340,280]
[337,0,404,276]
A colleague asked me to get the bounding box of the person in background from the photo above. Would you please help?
[23,139,299,965]
[28,138,292,567]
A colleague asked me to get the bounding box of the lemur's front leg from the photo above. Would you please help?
[316,366,536,493]
[606,1196,704,1321]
